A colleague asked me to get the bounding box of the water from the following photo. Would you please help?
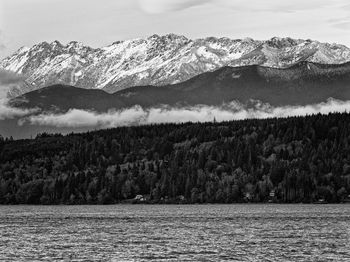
[0,204,349,261]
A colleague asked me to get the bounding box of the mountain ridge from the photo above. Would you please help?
[2,34,350,96]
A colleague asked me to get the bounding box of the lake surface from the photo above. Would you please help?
[0,204,349,261]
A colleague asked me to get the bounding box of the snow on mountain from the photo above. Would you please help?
[2,34,350,96]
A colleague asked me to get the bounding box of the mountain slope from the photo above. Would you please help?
[2,35,350,96]
[11,61,350,112]
[10,85,126,112]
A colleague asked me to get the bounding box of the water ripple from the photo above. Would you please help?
[0,204,349,261]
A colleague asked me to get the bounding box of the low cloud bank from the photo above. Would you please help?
[21,98,350,128]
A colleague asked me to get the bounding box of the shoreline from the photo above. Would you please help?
[0,202,349,206]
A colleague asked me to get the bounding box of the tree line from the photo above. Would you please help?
[1,112,350,204]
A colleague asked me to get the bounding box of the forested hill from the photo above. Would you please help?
[1,113,350,204]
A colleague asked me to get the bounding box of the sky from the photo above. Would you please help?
[1,0,350,58]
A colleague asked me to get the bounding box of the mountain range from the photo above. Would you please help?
[2,35,350,139]
[2,34,350,97]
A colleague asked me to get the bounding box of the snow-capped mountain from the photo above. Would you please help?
[2,34,350,96]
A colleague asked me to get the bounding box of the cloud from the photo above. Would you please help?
[0,69,25,86]
[328,14,350,31]
[137,0,331,14]
[332,21,350,30]
[218,0,330,13]
[341,3,350,10]
[21,98,350,128]
[0,31,6,52]
[24,106,147,127]
[0,70,36,120]
[0,101,35,120]
[138,0,210,14]
[0,69,25,100]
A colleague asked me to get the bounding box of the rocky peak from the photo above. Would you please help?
[265,37,300,49]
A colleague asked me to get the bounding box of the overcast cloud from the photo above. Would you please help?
[137,0,331,14]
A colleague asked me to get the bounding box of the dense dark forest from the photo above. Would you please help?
[1,113,350,204]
